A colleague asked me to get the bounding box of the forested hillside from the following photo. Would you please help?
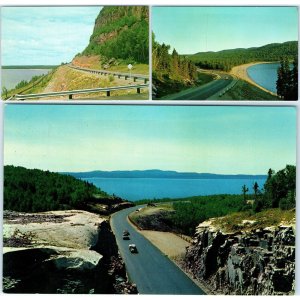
[3,165,119,212]
[81,6,149,64]
[152,34,201,98]
[190,41,298,71]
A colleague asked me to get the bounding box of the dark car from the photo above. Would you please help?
[129,244,138,253]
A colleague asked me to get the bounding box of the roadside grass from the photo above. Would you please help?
[153,71,214,99]
[211,208,295,233]
[109,64,149,75]
[218,79,279,100]
[197,72,215,85]
[29,65,148,100]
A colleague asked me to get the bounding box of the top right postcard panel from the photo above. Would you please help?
[152,6,298,101]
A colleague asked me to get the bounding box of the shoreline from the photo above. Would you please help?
[230,61,278,97]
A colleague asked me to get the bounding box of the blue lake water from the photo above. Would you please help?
[247,63,280,94]
[1,69,51,90]
[85,177,267,201]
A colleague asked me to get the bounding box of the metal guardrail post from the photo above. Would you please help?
[69,94,72,100]
[107,91,110,97]
[137,88,141,94]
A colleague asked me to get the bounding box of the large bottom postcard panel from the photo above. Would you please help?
[3,104,296,295]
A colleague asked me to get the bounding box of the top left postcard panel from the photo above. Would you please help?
[1,6,150,101]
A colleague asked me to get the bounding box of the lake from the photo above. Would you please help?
[247,62,292,94]
[85,177,267,201]
[1,68,52,90]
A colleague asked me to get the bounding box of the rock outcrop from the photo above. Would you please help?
[184,220,295,295]
[3,210,137,294]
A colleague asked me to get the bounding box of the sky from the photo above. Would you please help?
[1,6,102,65]
[152,6,299,54]
[4,105,296,175]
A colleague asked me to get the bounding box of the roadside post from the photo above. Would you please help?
[128,64,133,83]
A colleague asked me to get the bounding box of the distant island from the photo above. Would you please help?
[63,169,267,180]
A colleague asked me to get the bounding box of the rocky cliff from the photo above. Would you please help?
[3,210,137,294]
[79,6,149,65]
[184,219,295,295]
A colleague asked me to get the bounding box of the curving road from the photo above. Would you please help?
[110,206,205,295]
[160,73,233,100]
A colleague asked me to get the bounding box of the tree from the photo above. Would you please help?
[253,182,259,200]
[242,184,249,204]
[276,56,298,100]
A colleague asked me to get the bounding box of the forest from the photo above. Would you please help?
[3,165,115,212]
[189,41,298,71]
[81,6,149,64]
[138,165,296,235]
[152,34,200,98]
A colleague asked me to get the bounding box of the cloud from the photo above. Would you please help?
[1,6,101,65]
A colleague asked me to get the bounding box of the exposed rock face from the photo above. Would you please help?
[3,210,137,294]
[184,221,295,295]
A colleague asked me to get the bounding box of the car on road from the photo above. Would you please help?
[123,229,130,240]
[129,244,138,253]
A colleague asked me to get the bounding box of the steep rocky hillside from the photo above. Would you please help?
[3,210,137,294]
[183,210,295,295]
[79,6,149,65]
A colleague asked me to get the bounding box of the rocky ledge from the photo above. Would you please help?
[3,210,137,294]
[184,220,295,295]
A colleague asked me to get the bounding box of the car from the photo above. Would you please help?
[123,234,130,240]
[123,230,130,236]
[129,244,138,253]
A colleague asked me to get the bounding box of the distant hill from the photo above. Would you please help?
[80,6,149,64]
[64,169,267,180]
[189,41,298,71]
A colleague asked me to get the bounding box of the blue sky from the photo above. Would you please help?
[1,6,102,65]
[152,6,299,54]
[4,105,296,174]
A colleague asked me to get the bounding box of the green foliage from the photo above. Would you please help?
[152,35,199,98]
[4,165,110,213]
[82,6,149,64]
[276,56,298,100]
[190,41,298,71]
[143,194,245,236]
[263,165,296,210]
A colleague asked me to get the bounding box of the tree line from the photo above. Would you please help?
[152,34,198,98]
[4,165,112,212]
[190,41,298,71]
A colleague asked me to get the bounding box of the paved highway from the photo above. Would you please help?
[160,73,233,100]
[110,206,205,295]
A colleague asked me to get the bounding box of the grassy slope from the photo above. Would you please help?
[3,70,56,99]
[72,55,149,75]
[154,72,214,99]
[6,65,148,100]
[218,79,279,100]
[211,208,295,233]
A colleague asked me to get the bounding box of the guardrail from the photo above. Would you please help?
[12,84,149,100]
[69,65,149,83]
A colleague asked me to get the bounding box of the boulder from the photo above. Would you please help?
[3,210,136,294]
